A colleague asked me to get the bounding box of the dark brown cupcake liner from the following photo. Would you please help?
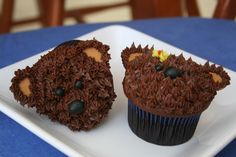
[128,100,201,146]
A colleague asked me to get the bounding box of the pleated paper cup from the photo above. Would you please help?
[128,100,201,146]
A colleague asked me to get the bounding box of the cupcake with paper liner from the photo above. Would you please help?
[121,44,230,145]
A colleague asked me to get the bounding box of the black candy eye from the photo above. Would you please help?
[74,80,83,89]
[69,100,84,115]
[155,64,164,71]
[164,67,183,79]
[54,87,65,96]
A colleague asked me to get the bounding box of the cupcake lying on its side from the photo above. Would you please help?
[121,44,230,145]
[10,39,116,131]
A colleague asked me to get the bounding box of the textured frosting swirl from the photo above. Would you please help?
[122,44,230,117]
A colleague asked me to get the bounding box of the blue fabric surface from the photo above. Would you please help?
[0,17,236,157]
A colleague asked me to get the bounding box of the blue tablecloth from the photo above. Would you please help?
[0,17,236,157]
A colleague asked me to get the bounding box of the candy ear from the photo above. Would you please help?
[209,72,222,83]
[10,66,35,106]
[81,39,110,64]
[204,62,230,91]
[84,47,103,63]
[19,77,31,97]
[121,43,152,69]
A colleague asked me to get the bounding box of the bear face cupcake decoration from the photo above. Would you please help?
[10,39,116,131]
[121,44,230,145]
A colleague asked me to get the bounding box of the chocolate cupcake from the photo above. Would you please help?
[121,44,230,145]
[10,39,116,131]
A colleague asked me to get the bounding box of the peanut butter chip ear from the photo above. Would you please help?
[209,72,222,83]
[84,48,102,62]
[128,53,142,62]
[19,78,31,96]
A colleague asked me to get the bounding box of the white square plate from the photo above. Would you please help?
[0,25,236,157]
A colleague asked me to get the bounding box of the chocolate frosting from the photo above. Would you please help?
[122,44,230,117]
[10,39,116,131]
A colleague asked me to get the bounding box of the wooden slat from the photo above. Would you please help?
[159,0,182,17]
[186,0,200,16]
[153,0,182,17]
[40,0,65,26]
[213,0,236,19]
[130,0,156,19]
[0,0,14,34]
[130,0,183,19]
